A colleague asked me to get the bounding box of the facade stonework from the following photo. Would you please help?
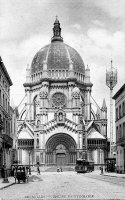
[0,57,13,177]
[17,19,108,168]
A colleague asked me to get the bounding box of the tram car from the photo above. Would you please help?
[105,158,116,172]
[75,159,94,173]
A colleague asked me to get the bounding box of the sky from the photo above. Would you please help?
[0,0,125,140]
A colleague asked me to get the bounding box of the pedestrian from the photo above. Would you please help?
[60,167,63,172]
[1,165,4,178]
[57,167,60,172]
[100,166,103,175]
[37,163,40,175]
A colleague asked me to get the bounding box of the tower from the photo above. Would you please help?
[106,60,117,157]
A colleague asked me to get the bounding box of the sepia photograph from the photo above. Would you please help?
[0,0,125,199]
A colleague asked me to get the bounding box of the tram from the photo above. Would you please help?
[75,159,94,173]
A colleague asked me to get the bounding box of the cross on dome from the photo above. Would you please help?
[55,15,59,22]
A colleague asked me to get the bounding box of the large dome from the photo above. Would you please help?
[31,18,85,75]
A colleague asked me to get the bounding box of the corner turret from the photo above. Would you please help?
[85,65,90,84]
[26,64,31,83]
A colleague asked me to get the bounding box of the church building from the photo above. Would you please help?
[17,18,108,168]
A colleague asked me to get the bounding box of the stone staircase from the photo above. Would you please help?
[31,166,75,172]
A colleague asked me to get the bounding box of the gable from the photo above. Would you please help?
[18,127,34,139]
[88,128,105,139]
[87,121,100,132]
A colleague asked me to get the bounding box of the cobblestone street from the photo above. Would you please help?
[0,171,125,200]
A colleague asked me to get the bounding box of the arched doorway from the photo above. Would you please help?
[56,144,66,166]
[46,133,77,166]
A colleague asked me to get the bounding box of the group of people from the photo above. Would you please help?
[10,164,64,175]
[10,164,40,176]
[57,167,63,172]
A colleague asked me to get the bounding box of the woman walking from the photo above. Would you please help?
[37,162,40,175]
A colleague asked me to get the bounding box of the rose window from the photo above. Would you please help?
[52,92,66,108]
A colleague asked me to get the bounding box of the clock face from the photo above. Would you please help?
[52,92,66,108]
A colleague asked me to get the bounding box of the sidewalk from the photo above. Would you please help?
[0,176,15,190]
[102,171,125,178]
[0,172,38,190]
[91,170,125,178]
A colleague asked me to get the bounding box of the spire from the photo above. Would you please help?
[101,98,107,111]
[111,59,113,70]
[51,16,63,42]
[96,107,101,118]
[86,64,90,70]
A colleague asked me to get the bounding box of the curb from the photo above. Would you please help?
[102,174,125,179]
[0,182,15,190]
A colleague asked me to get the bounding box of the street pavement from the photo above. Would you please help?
[0,170,125,199]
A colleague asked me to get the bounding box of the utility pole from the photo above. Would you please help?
[106,60,117,157]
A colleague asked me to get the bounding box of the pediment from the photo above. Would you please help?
[88,128,105,139]
[18,127,34,139]
[18,121,34,139]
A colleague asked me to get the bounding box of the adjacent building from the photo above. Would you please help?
[17,18,108,168]
[0,57,13,177]
[10,105,19,164]
[113,83,125,173]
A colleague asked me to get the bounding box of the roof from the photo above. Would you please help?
[112,83,125,100]
[31,42,85,75]
[88,128,106,139]
[18,127,34,139]
[31,19,85,75]
[0,57,13,86]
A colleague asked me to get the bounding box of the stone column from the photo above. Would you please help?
[79,131,83,149]
[53,152,56,164]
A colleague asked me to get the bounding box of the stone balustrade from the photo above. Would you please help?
[30,69,84,83]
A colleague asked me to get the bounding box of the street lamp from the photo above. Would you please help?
[82,118,88,161]
[2,134,9,183]
[28,150,31,175]
[85,124,88,161]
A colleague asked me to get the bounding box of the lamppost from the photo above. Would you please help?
[82,123,88,161]
[82,118,88,161]
[2,134,9,183]
[28,150,31,175]
[106,60,117,157]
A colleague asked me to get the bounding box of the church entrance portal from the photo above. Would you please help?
[56,144,66,166]
[46,133,77,166]
[56,154,66,166]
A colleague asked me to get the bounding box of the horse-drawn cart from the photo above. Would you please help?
[13,165,29,184]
